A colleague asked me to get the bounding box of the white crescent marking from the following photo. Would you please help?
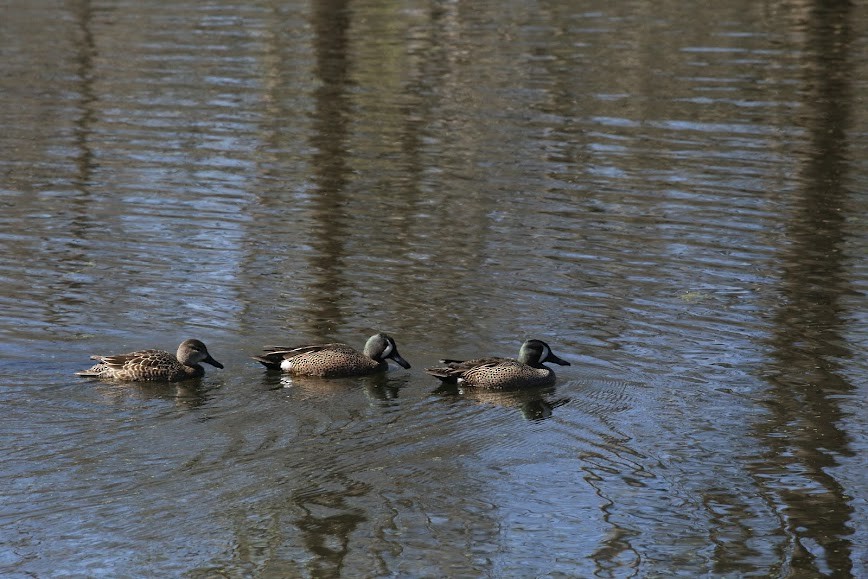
[381,341,394,357]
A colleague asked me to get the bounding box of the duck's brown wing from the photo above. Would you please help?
[425,357,507,382]
[98,349,169,370]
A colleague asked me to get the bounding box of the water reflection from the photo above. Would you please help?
[433,383,570,421]
[70,0,96,189]
[92,380,213,410]
[276,373,404,402]
[290,479,370,577]
[754,1,857,576]
[303,0,353,337]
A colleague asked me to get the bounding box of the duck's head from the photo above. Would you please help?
[364,333,411,369]
[518,339,570,367]
[177,339,224,369]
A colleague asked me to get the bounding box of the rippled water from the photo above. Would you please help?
[2,0,867,576]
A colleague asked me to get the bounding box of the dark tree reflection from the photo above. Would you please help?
[754,1,857,576]
[306,0,354,337]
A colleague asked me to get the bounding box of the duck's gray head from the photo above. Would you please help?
[364,333,411,369]
[518,339,570,367]
[177,339,224,369]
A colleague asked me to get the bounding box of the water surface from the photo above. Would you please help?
[1,0,867,576]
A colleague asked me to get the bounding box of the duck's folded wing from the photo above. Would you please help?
[261,343,347,358]
[101,349,167,369]
[426,359,504,381]
[254,343,350,368]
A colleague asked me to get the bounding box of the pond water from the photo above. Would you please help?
[1,0,867,577]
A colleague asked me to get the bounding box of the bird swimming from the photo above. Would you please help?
[426,339,569,389]
[76,339,224,382]
[252,333,411,378]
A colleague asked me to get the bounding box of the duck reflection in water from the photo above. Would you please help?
[92,381,213,410]
[433,382,570,421]
[270,372,405,402]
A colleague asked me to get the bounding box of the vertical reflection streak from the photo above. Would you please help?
[71,0,96,190]
[306,0,353,337]
[754,1,856,575]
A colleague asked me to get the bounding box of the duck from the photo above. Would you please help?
[76,339,224,382]
[426,339,569,389]
[252,332,411,378]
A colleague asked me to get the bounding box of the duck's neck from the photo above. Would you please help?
[183,363,205,377]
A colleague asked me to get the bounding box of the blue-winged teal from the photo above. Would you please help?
[426,339,570,389]
[252,333,411,378]
[76,339,224,382]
